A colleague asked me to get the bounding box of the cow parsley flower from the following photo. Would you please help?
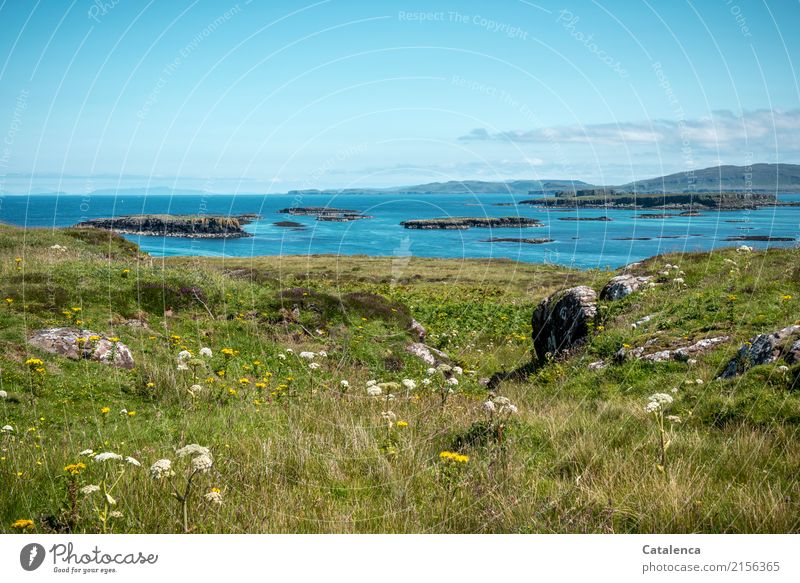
[340,380,350,388]
[649,393,674,405]
[277,353,287,360]
[318,350,327,357]
[176,444,211,459]
[93,452,123,463]
[149,458,174,480]
[1,425,13,433]
[299,351,315,360]
[452,366,463,375]
[81,484,100,495]
[401,379,417,391]
[483,400,496,412]
[426,368,436,376]
[176,363,189,371]
[177,350,192,361]
[204,489,223,504]
[309,362,320,370]
[79,449,94,456]
[645,401,660,413]
[0,390,7,399]
[446,377,459,386]
[125,456,141,466]
[191,454,213,473]
[199,347,213,358]
[367,386,382,397]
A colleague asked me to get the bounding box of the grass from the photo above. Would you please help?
[1,223,799,533]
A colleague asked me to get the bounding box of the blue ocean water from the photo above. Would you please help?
[1,193,798,269]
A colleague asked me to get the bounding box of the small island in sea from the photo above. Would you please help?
[522,191,786,210]
[75,214,256,238]
[278,207,371,221]
[400,216,543,230]
[482,237,554,244]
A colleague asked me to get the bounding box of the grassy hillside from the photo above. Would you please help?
[616,163,800,193]
[1,224,799,533]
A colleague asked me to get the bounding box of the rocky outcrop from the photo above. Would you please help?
[632,336,730,363]
[76,215,254,238]
[409,319,426,342]
[405,342,449,366]
[278,207,371,221]
[718,325,800,378]
[482,237,554,244]
[401,216,543,230]
[785,340,800,365]
[531,286,597,361]
[28,328,134,369]
[600,274,652,301]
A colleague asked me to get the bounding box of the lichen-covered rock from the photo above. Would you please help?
[531,286,597,361]
[409,319,426,342]
[600,274,652,301]
[785,340,800,365]
[28,328,134,369]
[405,342,449,366]
[718,325,800,379]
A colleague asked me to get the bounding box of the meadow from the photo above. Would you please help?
[1,223,799,533]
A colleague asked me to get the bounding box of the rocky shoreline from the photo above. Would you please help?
[75,214,255,238]
[401,216,543,230]
[278,207,371,221]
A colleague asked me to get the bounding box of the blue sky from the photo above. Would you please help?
[0,0,798,193]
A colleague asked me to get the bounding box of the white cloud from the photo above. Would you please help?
[459,108,800,153]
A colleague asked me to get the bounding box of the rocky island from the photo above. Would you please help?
[75,214,255,238]
[400,216,543,230]
[278,207,371,221]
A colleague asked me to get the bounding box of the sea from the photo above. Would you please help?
[1,193,798,269]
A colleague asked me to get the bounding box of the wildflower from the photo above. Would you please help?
[277,353,287,360]
[204,488,223,504]
[649,393,674,406]
[367,386,382,397]
[177,363,189,371]
[228,388,237,396]
[439,451,469,464]
[2,425,14,433]
[11,519,34,530]
[100,407,110,414]
[79,449,94,456]
[176,444,211,458]
[380,410,397,424]
[199,347,213,358]
[254,382,266,389]
[119,408,128,415]
[64,462,87,475]
[426,368,436,376]
[673,277,685,285]
[88,335,100,341]
[452,366,463,375]
[220,348,236,357]
[80,484,101,495]
[340,380,350,389]
[483,400,496,412]
[191,454,213,473]
[446,377,459,386]
[125,456,141,466]
[93,452,123,463]
[396,420,408,428]
[189,384,203,394]
[778,365,789,373]
[666,415,682,424]
[695,379,704,385]
[318,350,327,357]
[238,377,250,385]
[421,378,431,386]
[127,411,136,417]
[299,351,315,360]
[736,245,753,253]
[309,362,320,370]
[177,350,192,361]
[783,295,793,301]
[149,459,174,480]
[645,401,660,413]
[366,379,377,387]
[401,379,417,391]
[4,298,12,305]
[25,358,44,367]
[0,390,7,399]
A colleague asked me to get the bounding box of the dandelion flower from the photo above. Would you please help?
[149,458,174,480]
[191,454,213,473]
[11,519,34,530]
[93,452,123,463]
[81,484,101,495]
[100,407,110,414]
[199,347,213,358]
[396,420,408,428]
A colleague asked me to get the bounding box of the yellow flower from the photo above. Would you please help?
[64,462,87,476]
[596,325,605,332]
[396,420,408,428]
[100,406,110,414]
[783,294,793,301]
[25,358,43,367]
[727,294,737,302]
[439,450,469,463]
[108,337,119,343]
[253,360,262,366]
[88,335,100,341]
[146,382,155,388]
[228,388,237,396]
[238,378,250,385]
[216,370,226,377]
[11,519,34,530]
[210,487,221,494]
[255,382,267,389]
[4,297,13,305]
[221,348,236,357]
[127,411,136,417]
[71,307,81,312]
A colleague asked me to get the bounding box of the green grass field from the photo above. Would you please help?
[1,223,799,533]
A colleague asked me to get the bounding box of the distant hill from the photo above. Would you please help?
[615,163,800,193]
[289,179,592,196]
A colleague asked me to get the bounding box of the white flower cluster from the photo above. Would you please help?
[191,454,213,474]
[199,347,213,358]
[0,390,7,399]
[149,458,174,480]
[204,490,223,504]
[299,351,315,360]
[483,395,518,416]
[645,392,674,413]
